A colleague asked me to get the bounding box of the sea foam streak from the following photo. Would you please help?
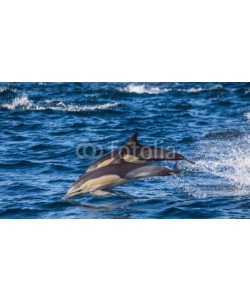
[118,84,223,94]
[178,85,223,93]
[2,94,120,111]
[118,84,171,94]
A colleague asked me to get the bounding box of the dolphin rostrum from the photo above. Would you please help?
[86,132,194,172]
[62,156,180,200]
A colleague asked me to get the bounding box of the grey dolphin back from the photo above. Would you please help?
[85,133,139,172]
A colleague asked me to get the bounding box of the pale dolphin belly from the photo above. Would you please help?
[81,175,128,193]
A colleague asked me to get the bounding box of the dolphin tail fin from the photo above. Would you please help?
[185,158,195,164]
[173,162,181,174]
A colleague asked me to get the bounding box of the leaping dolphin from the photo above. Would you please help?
[86,132,194,172]
[62,156,180,200]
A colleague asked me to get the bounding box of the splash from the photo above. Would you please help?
[195,134,250,196]
[173,176,207,198]
[2,94,120,112]
[164,131,250,198]
[118,84,171,94]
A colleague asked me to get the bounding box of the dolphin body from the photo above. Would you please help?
[62,156,180,200]
[86,133,194,172]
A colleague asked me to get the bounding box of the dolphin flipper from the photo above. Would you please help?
[90,190,111,196]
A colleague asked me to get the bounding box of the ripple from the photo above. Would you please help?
[0,208,45,218]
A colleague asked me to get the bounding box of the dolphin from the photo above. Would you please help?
[86,132,194,172]
[62,156,180,200]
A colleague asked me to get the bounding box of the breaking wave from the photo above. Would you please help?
[117,84,223,94]
[0,86,16,93]
[1,94,120,112]
[117,84,171,94]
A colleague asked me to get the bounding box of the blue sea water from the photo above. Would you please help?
[0,82,249,218]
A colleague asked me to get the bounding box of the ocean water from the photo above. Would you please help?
[0,82,249,218]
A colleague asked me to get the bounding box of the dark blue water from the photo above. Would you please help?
[0,82,249,218]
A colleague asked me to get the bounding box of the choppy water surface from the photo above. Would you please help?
[0,82,249,218]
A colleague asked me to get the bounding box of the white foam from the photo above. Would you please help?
[209,84,223,90]
[186,87,204,93]
[117,84,224,94]
[0,86,17,93]
[196,136,250,196]
[2,94,120,112]
[178,84,223,93]
[0,86,8,93]
[165,133,250,198]
[2,94,46,110]
[245,112,250,120]
[51,102,120,112]
[118,84,171,94]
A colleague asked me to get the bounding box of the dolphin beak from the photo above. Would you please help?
[61,193,71,200]
[62,186,85,200]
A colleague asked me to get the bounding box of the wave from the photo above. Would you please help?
[2,95,44,110]
[0,86,16,94]
[1,94,120,112]
[117,84,223,94]
[178,85,223,93]
[117,84,171,94]
[0,86,8,93]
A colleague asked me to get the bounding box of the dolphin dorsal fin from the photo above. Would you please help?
[125,132,138,146]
